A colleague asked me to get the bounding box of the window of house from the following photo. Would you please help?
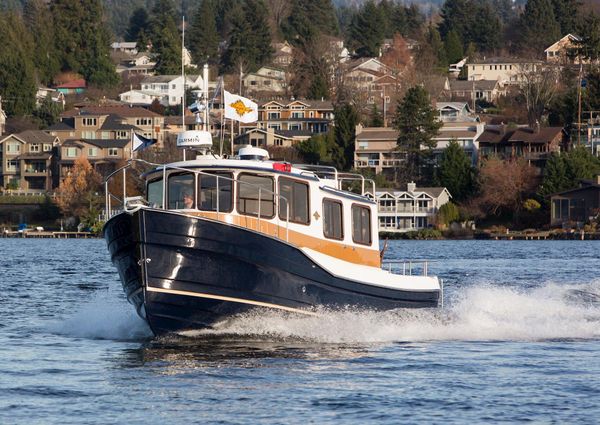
[82,118,97,126]
[237,173,275,218]
[264,80,271,86]
[289,124,301,131]
[268,112,280,119]
[82,131,95,139]
[172,84,176,89]
[66,147,77,157]
[198,171,233,212]
[352,204,371,245]
[7,142,21,153]
[108,148,118,156]
[250,80,257,86]
[279,177,309,224]
[43,144,52,152]
[6,160,19,171]
[147,178,164,208]
[323,199,343,240]
[168,173,195,209]
[116,131,128,139]
[291,112,304,118]
[268,124,281,130]
[88,147,98,157]
[136,118,151,126]
[30,144,40,153]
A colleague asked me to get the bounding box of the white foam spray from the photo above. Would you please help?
[186,281,600,343]
[49,291,153,341]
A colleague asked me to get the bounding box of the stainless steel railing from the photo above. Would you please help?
[104,159,291,242]
[381,259,432,276]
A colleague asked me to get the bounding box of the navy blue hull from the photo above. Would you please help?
[104,209,439,335]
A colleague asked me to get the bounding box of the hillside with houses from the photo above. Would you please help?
[1,0,600,236]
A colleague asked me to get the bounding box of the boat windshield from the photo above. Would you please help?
[168,173,195,209]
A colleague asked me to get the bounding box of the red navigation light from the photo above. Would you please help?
[273,162,292,172]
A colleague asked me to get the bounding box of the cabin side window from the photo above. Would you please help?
[278,177,309,224]
[323,199,343,240]
[168,173,195,209]
[198,172,233,212]
[147,178,164,208]
[352,204,372,245]
[237,173,275,218]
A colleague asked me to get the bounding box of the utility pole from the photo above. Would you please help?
[577,60,583,146]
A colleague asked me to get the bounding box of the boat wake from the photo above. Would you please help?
[181,281,600,343]
[49,291,153,341]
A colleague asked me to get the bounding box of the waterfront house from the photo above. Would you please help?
[477,125,564,173]
[550,176,600,226]
[0,130,60,191]
[369,182,451,232]
[59,138,131,181]
[242,67,288,97]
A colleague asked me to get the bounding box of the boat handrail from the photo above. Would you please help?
[294,164,338,181]
[104,159,291,242]
[381,259,434,276]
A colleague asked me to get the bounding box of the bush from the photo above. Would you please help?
[437,202,460,227]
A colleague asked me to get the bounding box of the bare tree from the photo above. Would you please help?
[266,0,291,37]
[518,64,560,127]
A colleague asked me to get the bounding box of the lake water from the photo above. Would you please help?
[0,239,599,424]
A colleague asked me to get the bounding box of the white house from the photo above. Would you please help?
[111,41,138,54]
[242,67,287,95]
[119,74,204,106]
[35,87,65,108]
[371,183,452,232]
[466,57,543,84]
[0,99,6,135]
[545,34,582,63]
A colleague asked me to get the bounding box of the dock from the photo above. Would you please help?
[1,230,95,238]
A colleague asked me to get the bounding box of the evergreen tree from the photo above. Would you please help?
[393,86,442,183]
[564,146,600,182]
[427,25,447,68]
[370,104,384,127]
[348,0,385,57]
[221,3,252,72]
[579,14,600,62]
[0,11,36,116]
[282,0,338,47]
[551,0,582,35]
[51,0,117,87]
[333,104,359,171]
[444,30,464,64]
[126,8,150,48]
[538,152,569,199]
[188,0,219,65]
[435,140,475,201]
[438,0,471,43]
[34,94,62,128]
[149,0,181,75]
[23,0,59,85]
[244,0,273,69]
[404,3,425,37]
[518,0,561,53]
[470,1,501,52]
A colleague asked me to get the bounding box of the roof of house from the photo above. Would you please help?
[376,187,448,199]
[434,130,478,140]
[99,115,138,131]
[477,126,564,144]
[15,152,53,160]
[62,106,162,118]
[46,120,75,131]
[469,57,543,65]
[356,127,399,140]
[14,130,57,144]
[55,79,87,89]
[79,138,131,149]
[449,79,500,91]
[141,75,201,84]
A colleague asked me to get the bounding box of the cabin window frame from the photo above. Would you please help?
[236,172,275,219]
[146,177,164,209]
[278,176,310,225]
[167,171,195,209]
[322,198,344,241]
[351,203,372,246]
[197,171,234,213]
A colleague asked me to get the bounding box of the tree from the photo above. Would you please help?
[126,8,150,48]
[564,145,600,182]
[438,0,471,43]
[23,0,59,85]
[188,0,219,65]
[333,104,359,171]
[578,14,600,61]
[551,0,582,35]
[393,86,442,183]
[444,30,464,64]
[437,201,460,227]
[296,132,334,164]
[282,0,338,47]
[56,157,102,223]
[34,95,62,128]
[370,104,384,127]
[50,0,118,87]
[427,25,447,68]
[0,11,36,116]
[435,140,476,201]
[518,0,561,54]
[149,0,181,75]
[538,152,570,199]
[348,0,385,57]
[519,65,560,127]
[477,157,537,218]
[469,1,501,52]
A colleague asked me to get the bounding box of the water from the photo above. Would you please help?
[0,239,599,424]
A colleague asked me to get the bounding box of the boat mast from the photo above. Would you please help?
[181,15,186,161]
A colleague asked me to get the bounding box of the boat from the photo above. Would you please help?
[103,67,441,336]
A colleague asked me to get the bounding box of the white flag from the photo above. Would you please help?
[224,90,258,123]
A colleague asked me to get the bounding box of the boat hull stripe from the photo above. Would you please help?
[146,286,318,316]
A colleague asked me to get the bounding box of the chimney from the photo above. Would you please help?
[407,181,416,193]
[534,120,540,133]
